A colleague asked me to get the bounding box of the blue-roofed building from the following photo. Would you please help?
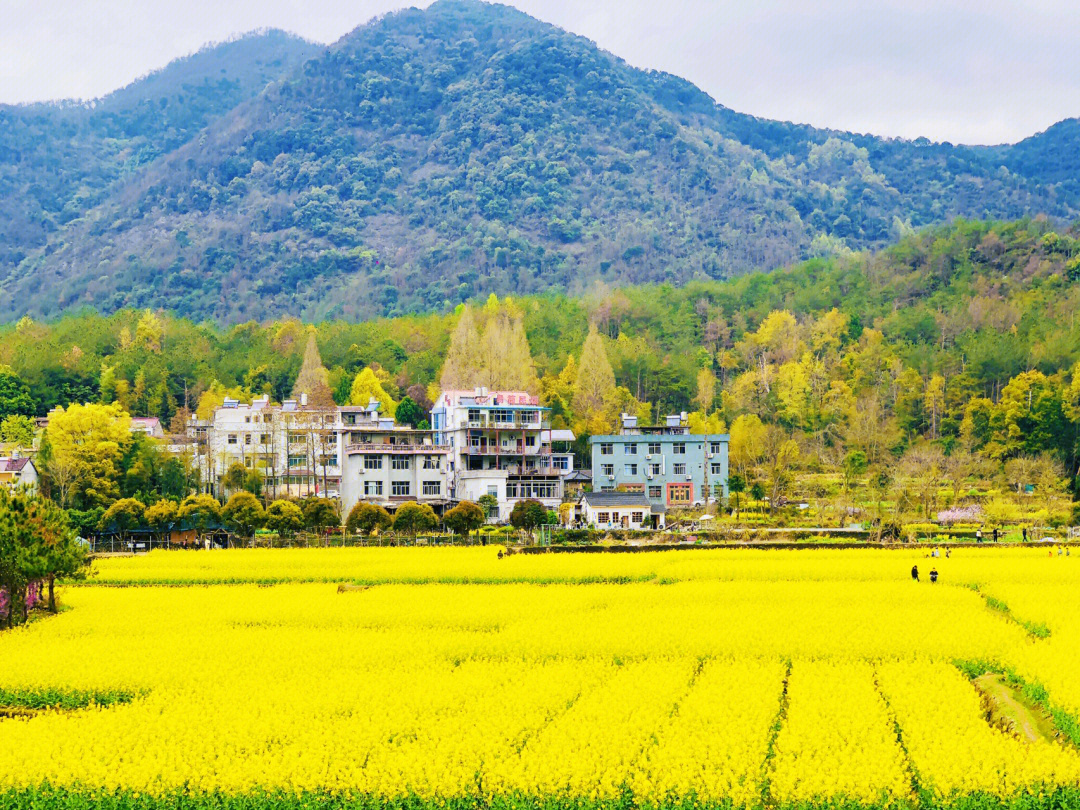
[588,413,728,511]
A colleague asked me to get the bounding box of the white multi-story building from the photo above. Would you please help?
[430,388,564,521]
[338,401,450,518]
[198,395,340,500]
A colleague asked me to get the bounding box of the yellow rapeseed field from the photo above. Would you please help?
[0,546,1078,808]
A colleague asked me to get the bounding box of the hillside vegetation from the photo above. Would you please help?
[1,0,1080,322]
[2,221,1080,518]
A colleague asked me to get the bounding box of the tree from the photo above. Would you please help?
[178,494,222,538]
[574,325,616,415]
[443,501,485,537]
[0,415,35,447]
[349,367,397,414]
[509,499,548,532]
[99,498,145,544]
[345,502,392,536]
[222,462,247,495]
[392,502,437,536]
[395,396,424,428]
[43,402,132,509]
[264,500,304,537]
[291,330,336,408]
[243,469,264,498]
[439,305,482,390]
[728,473,746,519]
[478,493,499,521]
[30,497,89,613]
[223,492,265,540]
[0,367,35,418]
[301,497,339,534]
[144,500,178,543]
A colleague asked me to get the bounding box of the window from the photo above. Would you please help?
[288,455,305,468]
[344,413,356,425]
[668,484,692,505]
[364,481,383,496]
[487,486,498,498]
[227,434,238,445]
[624,464,638,476]
[553,456,569,470]
[602,464,614,477]
[600,486,615,492]
[673,443,686,455]
[596,512,610,524]
[244,416,251,424]
[423,455,440,470]
[244,434,251,445]
[392,481,410,497]
[600,443,613,455]
[260,434,270,444]
[391,456,411,470]
[647,442,661,455]
[631,512,644,523]
[649,463,661,476]
[422,481,441,496]
[364,455,382,470]
[468,409,481,423]
[711,463,724,475]
[263,414,273,424]
[289,432,304,445]
[525,434,536,447]
[624,443,637,455]
[710,441,723,454]
[244,457,252,468]
[673,463,687,476]
[622,484,644,493]
[648,486,663,499]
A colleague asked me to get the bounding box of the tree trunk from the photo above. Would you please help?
[48,575,56,614]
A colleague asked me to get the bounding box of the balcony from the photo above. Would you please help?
[346,443,450,455]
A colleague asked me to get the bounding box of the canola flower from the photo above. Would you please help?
[0,547,1078,807]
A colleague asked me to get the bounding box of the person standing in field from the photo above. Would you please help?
[1023,527,1028,542]
[976,527,983,543]
[911,565,919,582]
[993,527,999,543]
[930,568,938,583]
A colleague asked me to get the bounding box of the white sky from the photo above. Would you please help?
[2,0,1078,145]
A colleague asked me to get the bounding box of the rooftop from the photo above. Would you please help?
[582,491,652,508]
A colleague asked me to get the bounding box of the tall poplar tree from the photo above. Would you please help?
[291,331,335,408]
[439,306,482,391]
[573,325,616,415]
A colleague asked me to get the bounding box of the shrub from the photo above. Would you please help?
[345,502,392,536]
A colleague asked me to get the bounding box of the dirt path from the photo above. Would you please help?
[974,674,1059,744]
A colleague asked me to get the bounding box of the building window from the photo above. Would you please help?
[392,481,410,497]
[423,455,439,470]
[525,434,536,447]
[422,481,441,496]
[391,456,411,470]
[364,455,382,470]
[710,441,723,454]
[600,486,615,492]
[624,464,638,476]
[244,434,251,445]
[364,481,383,496]
[647,442,661,455]
[596,512,610,524]
[711,463,724,475]
[649,463,661,476]
[624,443,637,455]
[623,484,644,493]
[468,409,481,423]
[648,486,663,499]
[553,456,569,470]
[288,455,305,468]
[244,457,252,468]
[631,512,644,523]
[673,463,687,476]
[673,443,686,455]
[600,443,613,455]
[227,434,238,445]
[602,464,614,477]
[260,434,270,444]
[669,484,692,505]
[289,433,305,445]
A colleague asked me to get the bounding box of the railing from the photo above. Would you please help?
[346,443,450,455]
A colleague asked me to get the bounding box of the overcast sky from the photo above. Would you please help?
[3,0,1078,145]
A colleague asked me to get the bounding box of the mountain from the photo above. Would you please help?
[0,30,319,269]
[1,0,1078,323]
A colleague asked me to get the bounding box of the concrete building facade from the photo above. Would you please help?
[588,413,729,512]
[430,389,564,521]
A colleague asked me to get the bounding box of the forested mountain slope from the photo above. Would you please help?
[1,0,1078,323]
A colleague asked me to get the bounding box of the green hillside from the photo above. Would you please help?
[1,1,1079,323]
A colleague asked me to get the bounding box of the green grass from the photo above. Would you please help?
[0,687,141,711]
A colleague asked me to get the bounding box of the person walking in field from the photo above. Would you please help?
[1023,527,1028,542]
[993,527,999,543]
[911,565,919,582]
[976,528,983,543]
[945,547,951,558]
[930,568,938,583]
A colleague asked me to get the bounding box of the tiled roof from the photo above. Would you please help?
[582,491,651,508]
[1,457,31,472]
